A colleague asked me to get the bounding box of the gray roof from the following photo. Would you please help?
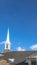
[0,51,37,64]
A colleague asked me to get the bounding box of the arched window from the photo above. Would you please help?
[6,44,8,49]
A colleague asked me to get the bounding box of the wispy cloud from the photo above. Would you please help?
[0,41,5,44]
[30,44,37,50]
[16,46,26,51]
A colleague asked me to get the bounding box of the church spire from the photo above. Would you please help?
[6,28,10,42]
[5,28,10,50]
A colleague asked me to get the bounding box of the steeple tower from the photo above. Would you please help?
[5,28,10,50]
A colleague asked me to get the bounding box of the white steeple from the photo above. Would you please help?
[5,28,10,50]
[6,28,10,42]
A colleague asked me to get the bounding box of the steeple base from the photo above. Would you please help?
[4,49,11,53]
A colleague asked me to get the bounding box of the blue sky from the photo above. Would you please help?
[0,0,37,52]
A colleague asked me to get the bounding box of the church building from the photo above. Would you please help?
[0,28,37,65]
